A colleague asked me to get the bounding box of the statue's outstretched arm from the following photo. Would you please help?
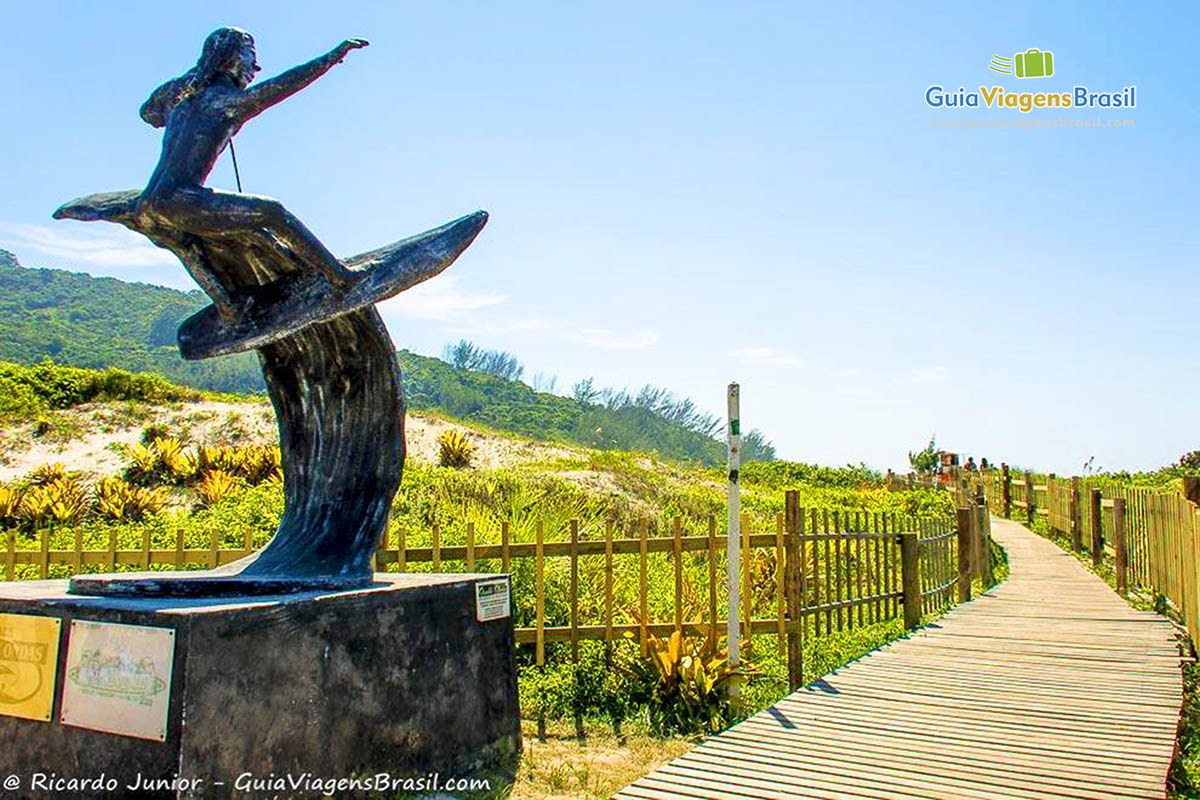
[235,39,368,120]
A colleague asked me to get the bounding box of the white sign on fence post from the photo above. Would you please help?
[727,382,741,667]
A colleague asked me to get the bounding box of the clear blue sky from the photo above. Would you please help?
[1,2,1195,474]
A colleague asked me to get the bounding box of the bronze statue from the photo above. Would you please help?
[55,27,488,596]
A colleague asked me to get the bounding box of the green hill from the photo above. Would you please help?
[0,253,729,464]
[0,248,260,392]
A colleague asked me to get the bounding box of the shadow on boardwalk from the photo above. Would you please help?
[617,518,1183,799]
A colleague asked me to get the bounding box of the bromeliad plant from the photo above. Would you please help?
[197,469,241,508]
[95,477,168,522]
[623,611,754,736]
[437,429,475,468]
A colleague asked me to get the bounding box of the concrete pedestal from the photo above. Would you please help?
[0,574,521,799]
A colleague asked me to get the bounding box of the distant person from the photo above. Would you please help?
[980,457,990,470]
[965,457,977,471]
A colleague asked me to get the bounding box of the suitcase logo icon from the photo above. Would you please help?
[989,49,1055,79]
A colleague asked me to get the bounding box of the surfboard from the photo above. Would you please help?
[176,210,488,360]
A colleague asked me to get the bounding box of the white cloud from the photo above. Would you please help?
[382,274,508,321]
[0,221,179,270]
[731,347,804,367]
[567,329,660,350]
[443,317,553,337]
[911,365,953,384]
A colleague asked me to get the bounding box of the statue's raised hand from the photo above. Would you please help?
[335,39,370,61]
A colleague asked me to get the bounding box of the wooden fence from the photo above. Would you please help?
[966,465,1200,645]
[2,491,980,689]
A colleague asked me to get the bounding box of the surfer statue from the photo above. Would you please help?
[54,27,488,596]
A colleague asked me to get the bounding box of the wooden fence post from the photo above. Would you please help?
[1070,477,1082,552]
[1046,473,1057,533]
[1090,488,1103,567]
[5,531,15,582]
[966,493,980,582]
[1025,471,1035,526]
[956,508,972,603]
[639,520,648,657]
[535,520,545,666]
[1001,464,1011,518]
[570,518,583,740]
[784,491,803,690]
[1114,498,1128,596]
[977,494,994,588]
[900,532,921,630]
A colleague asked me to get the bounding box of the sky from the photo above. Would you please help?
[1,1,1196,475]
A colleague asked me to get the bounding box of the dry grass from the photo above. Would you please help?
[510,720,691,800]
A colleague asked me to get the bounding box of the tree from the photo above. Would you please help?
[908,436,938,475]
[741,429,776,462]
[441,339,524,381]
[530,371,558,393]
[572,377,599,404]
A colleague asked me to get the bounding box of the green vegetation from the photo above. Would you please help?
[510,720,690,800]
[402,348,728,464]
[1014,448,1200,494]
[1173,663,1200,799]
[0,250,261,392]
[0,423,951,746]
[908,435,938,475]
[437,429,475,468]
[0,360,212,420]
[0,253,750,463]
[444,339,526,382]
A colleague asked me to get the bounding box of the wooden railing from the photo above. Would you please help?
[963,466,1200,645]
[2,491,977,689]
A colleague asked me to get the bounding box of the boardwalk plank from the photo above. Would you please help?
[617,519,1183,799]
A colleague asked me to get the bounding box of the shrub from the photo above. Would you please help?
[519,641,639,735]
[16,486,52,529]
[197,445,241,475]
[95,477,167,521]
[0,375,47,419]
[620,617,751,736]
[26,463,73,487]
[0,484,22,528]
[155,438,197,484]
[240,446,281,485]
[197,470,241,507]
[438,429,475,468]
[140,423,171,444]
[0,360,203,412]
[122,442,163,486]
[43,479,89,525]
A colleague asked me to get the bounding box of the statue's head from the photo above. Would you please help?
[197,27,260,89]
[140,27,260,126]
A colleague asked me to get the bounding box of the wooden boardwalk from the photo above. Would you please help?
[618,518,1184,799]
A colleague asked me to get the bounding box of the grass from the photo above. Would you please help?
[511,719,692,799]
